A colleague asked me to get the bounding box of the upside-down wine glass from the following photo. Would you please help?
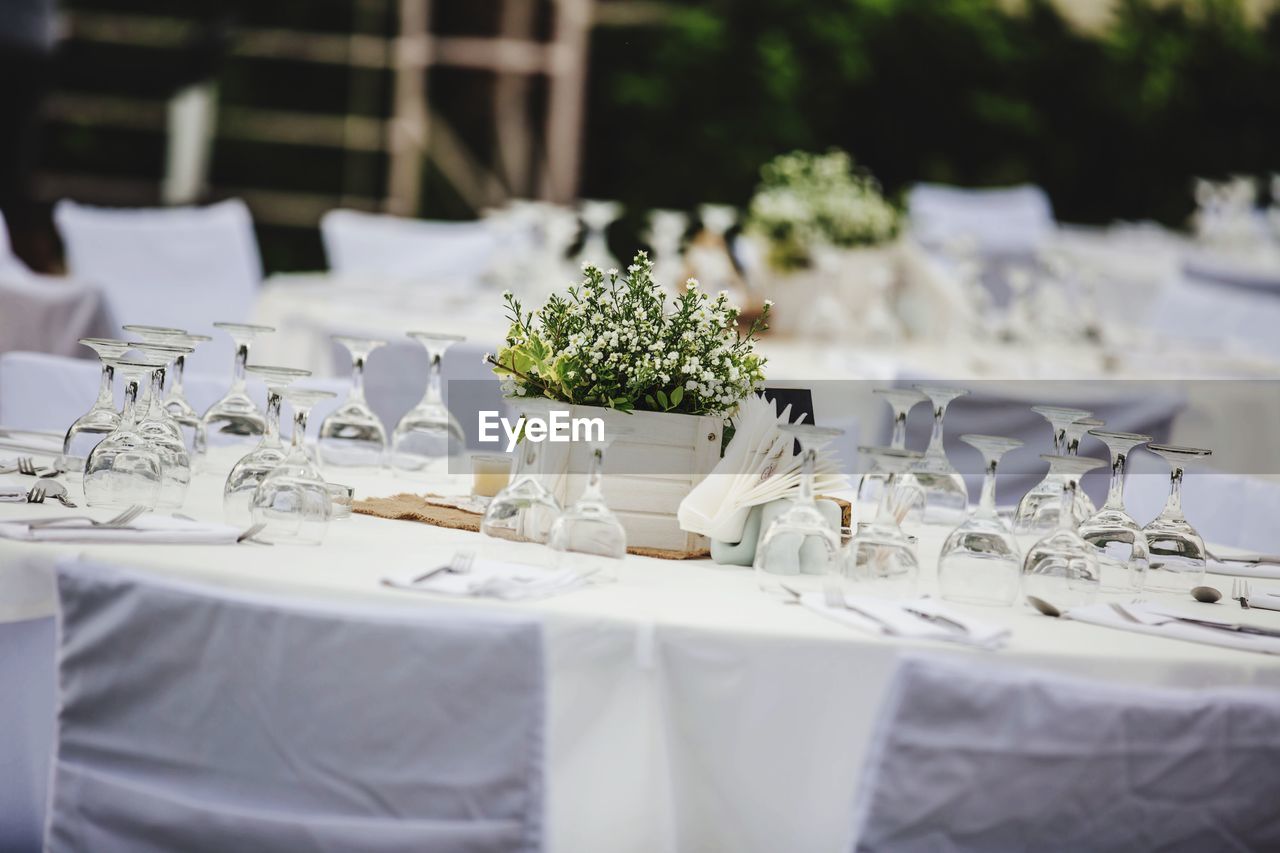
[577,199,622,271]
[753,424,845,596]
[162,333,213,455]
[60,338,131,472]
[1014,405,1092,534]
[1142,444,1213,595]
[83,358,165,510]
[855,388,926,521]
[845,446,924,597]
[129,340,195,509]
[202,322,275,448]
[391,331,466,473]
[1021,454,1108,609]
[318,335,388,467]
[909,385,970,525]
[1079,430,1151,592]
[250,388,337,545]
[224,366,312,526]
[548,422,635,583]
[938,435,1025,606]
[479,398,563,568]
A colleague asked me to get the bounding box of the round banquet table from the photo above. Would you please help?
[2,451,1279,853]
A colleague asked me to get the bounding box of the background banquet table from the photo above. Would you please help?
[3,451,1279,852]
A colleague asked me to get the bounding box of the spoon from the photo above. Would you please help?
[1191,585,1222,604]
[1026,595,1063,618]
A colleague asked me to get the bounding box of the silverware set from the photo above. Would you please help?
[410,550,475,585]
[1111,600,1280,639]
[1231,578,1252,609]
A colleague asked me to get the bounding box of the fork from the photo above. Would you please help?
[25,484,46,504]
[18,457,37,476]
[411,549,476,584]
[822,583,899,635]
[26,505,149,530]
[237,523,272,545]
[1232,578,1251,610]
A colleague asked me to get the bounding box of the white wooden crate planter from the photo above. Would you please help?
[510,404,724,553]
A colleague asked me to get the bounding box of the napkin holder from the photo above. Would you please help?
[711,497,842,573]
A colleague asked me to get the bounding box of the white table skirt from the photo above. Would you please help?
[3,454,1280,853]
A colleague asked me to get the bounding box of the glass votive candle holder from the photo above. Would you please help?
[471,454,512,499]
[326,482,355,519]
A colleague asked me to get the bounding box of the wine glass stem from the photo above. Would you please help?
[292,407,311,451]
[350,353,367,402]
[265,390,282,444]
[122,379,140,425]
[425,351,443,404]
[171,355,186,397]
[874,472,901,526]
[583,447,606,502]
[926,403,945,455]
[232,341,249,391]
[1057,477,1079,532]
[798,448,816,505]
[890,408,908,450]
[149,369,165,415]
[1051,426,1066,455]
[1162,465,1185,521]
[1103,449,1127,510]
[977,456,998,516]
[95,361,114,408]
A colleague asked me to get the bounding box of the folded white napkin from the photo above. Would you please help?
[1068,601,1280,656]
[1,484,30,502]
[801,592,1011,650]
[382,558,589,601]
[0,514,242,545]
[1208,554,1280,580]
[1246,589,1280,613]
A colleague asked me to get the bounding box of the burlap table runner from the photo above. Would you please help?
[354,493,711,561]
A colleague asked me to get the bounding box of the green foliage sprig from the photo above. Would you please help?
[488,250,770,417]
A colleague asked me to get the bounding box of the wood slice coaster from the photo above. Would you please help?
[353,493,710,561]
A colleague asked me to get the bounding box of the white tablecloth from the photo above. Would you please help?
[3,452,1279,852]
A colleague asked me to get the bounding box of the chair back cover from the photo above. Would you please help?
[48,557,545,853]
[909,183,1054,255]
[54,199,262,372]
[852,654,1280,852]
[321,209,497,284]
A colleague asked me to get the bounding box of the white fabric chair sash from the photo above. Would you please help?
[321,209,497,284]
[852,654,1280,852]
[54,199,262,373]
[909,183,1054,255]
[49,557,545,852]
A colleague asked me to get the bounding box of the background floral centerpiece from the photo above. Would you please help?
[489,250,770,417]
[746,148,901,272]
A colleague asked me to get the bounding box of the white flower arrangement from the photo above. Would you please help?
[488,250,770,417]
[747,149,901,270]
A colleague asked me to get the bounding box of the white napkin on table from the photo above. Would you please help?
[382,558,589,601]
[0,514,241,545]
[1208,554,1280,580]
[1245,588,1280,613]
[1068,601,1280,656]
[800,592,1011,650]
[1,484,30,502]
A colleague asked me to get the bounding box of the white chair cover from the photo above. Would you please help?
[908,183,1054,256]
[852,654,1280,852]
[49,557,545,853]
[54,199,262,373]
[321,209,497,284]
[0,276,113,359]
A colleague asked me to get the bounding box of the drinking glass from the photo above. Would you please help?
[753,424,845,596]
[1079,430,1151,592]
[390,331,466,473]
[1014,405,1092,534]
[938,435,1024,606]
[855,388,926,519]
[129,341,195,509]
[909,385,969,525]
[84,359,165,510]
[845,446,924,597]
[162,333,213,455]
[1063,416,1103,516]
[548,423,634,583]
[479,398,563,568]
[250,388,338,545]
[1142,444,1213,595]
[202,322,275,447]
[224,365,312,526]
[318,336,388,467]
[1021,454,1107,609]
[646,209,689,291]
[60,337,131,471]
